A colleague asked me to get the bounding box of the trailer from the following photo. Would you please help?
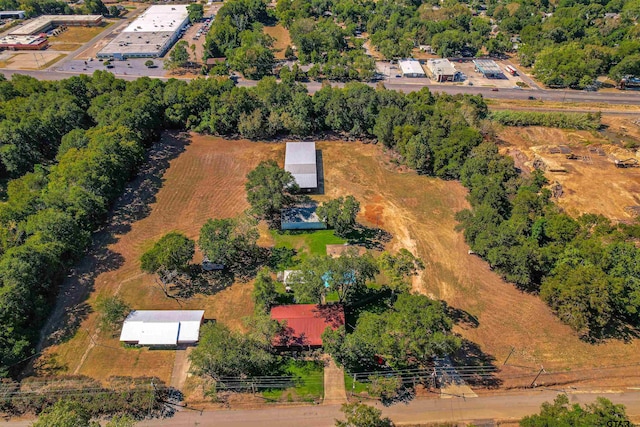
[505,65,517,76]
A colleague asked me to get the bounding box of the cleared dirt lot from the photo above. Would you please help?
[0,51,64,69]
[498,120,640,221]
[263,24,292,60]
[40,134,640,389]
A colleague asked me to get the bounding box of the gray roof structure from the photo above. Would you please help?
[9,15,102,35]
[285,141,317,189]
[473,59,503,77]
[281,204,327,230]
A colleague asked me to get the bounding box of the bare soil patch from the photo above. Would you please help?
[263,24,292,60]
[498,123,640,221]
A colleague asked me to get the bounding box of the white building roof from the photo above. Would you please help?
[399,59,425,76]
[120,310,204,346]
[285,142,317,189]
[123,5,188,33]
[427,59,457,76]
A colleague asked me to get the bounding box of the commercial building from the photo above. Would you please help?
[473,59,503,78]
[285,141,318,190]
[98,5,189,60]
[426,58,457,82]
[0,10,25,19]
[9,15,103,36]
[0,35,48,50]
[119,310,205,346]
[398,59,426,77]
[271,304,345,349]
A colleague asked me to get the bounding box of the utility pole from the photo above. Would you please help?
[530,366,546,388]
[502,346,515,365]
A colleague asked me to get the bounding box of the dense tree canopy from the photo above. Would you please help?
[316,196,360,237]
[245,160,297,223]
[521,394,630,427]
[198,216,259,268]
[324,294,461,371]
[140,232,195,274]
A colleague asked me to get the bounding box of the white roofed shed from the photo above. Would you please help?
[285,141,318,190]
[120,310,205,346]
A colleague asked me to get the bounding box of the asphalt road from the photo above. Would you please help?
[140,390,640,427]
[3,389,639,426]
[1,67,640,106]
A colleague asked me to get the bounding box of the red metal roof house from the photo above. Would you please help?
[270,304,344,349]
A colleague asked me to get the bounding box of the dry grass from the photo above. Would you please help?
[487,98,640,112]
[263,24,292,60]
[47,42,83,51]
[39,135,640,390]
[498,120,640,221]
[49,23,112,44]
[41,134,281,382]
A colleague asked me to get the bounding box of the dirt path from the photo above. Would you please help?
[170,348,191,390]
[322,358,347,405]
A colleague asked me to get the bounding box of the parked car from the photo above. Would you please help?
[528,96,536,100]
[491,88,499,91]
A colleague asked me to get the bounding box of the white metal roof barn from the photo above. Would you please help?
[398,59,426,77]
[285,141,318,189]
[120,310,205,346]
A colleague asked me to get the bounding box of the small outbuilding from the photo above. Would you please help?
[271,304,345,349]
[281,204,326,230]
[473,59,503,78]
[285,141,318,190]
[398,59,426,78]
[426,59,457,82]
[120,310,205,346]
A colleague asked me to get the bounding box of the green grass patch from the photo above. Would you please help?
[270,229,346,261]
[344,371,369,394]
[262,359,324,403]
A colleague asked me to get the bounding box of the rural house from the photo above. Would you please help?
[270,304,344,349]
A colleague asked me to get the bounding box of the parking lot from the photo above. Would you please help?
[452,59,529,88]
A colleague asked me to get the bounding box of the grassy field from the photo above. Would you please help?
[262,360,324,403]
[269,229,347,260]
[39,133,640,391]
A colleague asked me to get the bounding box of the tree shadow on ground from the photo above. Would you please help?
[344,224,392,250]
[445,304,479,330]
[583,320,640,344]
[451,339,502,389]
[35,132,190,355]
[169,268,235,300]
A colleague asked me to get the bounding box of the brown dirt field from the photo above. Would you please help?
[498,123,640,220]
[487,98,640,112]
[39,135,640,390]
[49,23,112,44]
[47,42,82,51]
[316,141,640,385]
[40,133,282,383]
[263,24,292,60]
[3,52,64,70]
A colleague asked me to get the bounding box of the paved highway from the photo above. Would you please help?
[1,67,640,106]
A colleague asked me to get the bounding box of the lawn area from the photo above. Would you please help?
[262,360,324,403]
[263,24,292,60]
[344,371,369,395]
[270,229,346,261]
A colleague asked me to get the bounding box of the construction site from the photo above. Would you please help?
[498,119,640,221]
